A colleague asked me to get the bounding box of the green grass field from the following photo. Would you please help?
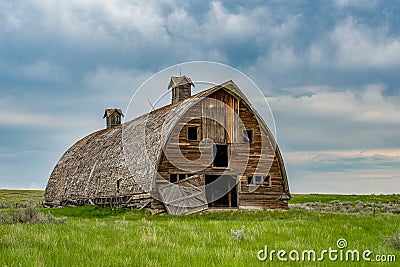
[0,189,44,204]
[290,193,400,204]
[0,190,399,266]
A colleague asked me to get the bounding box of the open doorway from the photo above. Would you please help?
[205,175,237,208]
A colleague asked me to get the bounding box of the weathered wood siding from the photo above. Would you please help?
[172,84,192,104]
[202,90,237,144]
[155,88,288,210]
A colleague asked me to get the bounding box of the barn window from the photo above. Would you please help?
[170,174,187,183]
[213,144,228,168]
[247,175,271,187]
[170,174,177,183]
[247,176,253,185]
[116,178,122,192]
[243,129,253,143]
[187,126,198,141]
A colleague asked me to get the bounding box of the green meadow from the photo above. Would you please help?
[290,193,400,204]
[0,190,399,266]
[0,189,44,206]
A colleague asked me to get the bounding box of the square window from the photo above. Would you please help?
[179,174,186,181]
[170,174,177,183]
[247,175,271,187]
[187,126,198,141]
[254,176,263,184]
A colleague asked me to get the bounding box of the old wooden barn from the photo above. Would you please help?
[44,76,291,214]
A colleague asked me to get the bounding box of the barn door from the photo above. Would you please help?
[158,174,208,215]
[205,175,237,208]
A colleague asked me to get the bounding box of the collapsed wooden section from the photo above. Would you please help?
[158,174,207,215]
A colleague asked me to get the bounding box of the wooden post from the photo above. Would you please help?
[372,203,376,217]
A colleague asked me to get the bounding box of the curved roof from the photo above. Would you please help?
[44,81,290,204]
[45,84,214,204]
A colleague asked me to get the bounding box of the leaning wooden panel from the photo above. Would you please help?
[158,175,208,215]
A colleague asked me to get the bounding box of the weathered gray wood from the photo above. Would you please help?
[158,174,207,215]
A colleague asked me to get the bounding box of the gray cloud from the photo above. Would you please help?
[269,84,400,152]
[285,148,400,194]
[0,0,399,192]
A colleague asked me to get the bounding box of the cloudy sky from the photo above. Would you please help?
[1,0,399,193]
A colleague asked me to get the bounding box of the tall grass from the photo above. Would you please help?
[0,208,399,266]
[0,190,399,266]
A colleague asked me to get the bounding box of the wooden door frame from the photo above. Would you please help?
[204,174,239,208]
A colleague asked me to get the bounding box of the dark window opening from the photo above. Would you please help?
[170,174,177,183]
[213,144,228,168]
[243,129,253,143]
[116,179,122,193]
[264,176,271,187]
[170,174,187,183]
[247,175,271,187]
[187,126,198,141]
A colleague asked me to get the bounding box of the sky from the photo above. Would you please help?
[0,0,399,194]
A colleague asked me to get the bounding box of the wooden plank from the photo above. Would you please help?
[158,174,207,215]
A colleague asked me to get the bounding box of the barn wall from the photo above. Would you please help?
[236,99,288,209]
[155,89,288,210]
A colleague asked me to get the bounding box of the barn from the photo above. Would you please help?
[44,76,291,215]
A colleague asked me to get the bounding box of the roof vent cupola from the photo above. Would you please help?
[103,108,124,129]
[168,76,195,104]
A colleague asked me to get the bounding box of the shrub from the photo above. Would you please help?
[0,211,12,224]
[384,229,400,250]
[0,204,67,225]
[0,201,10,209]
